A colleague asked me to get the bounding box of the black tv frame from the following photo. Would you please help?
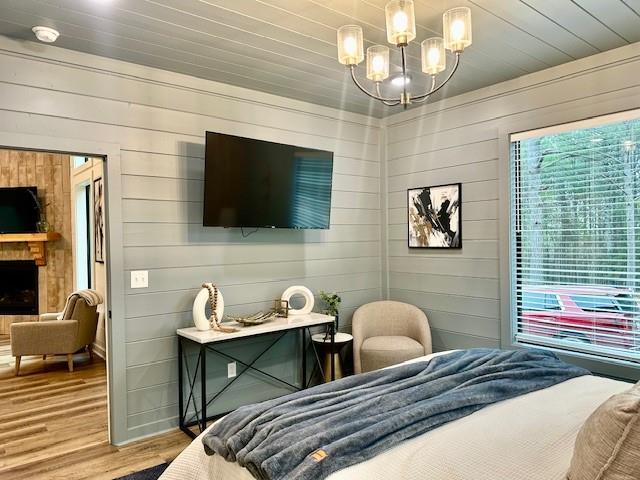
[202,131,334,230]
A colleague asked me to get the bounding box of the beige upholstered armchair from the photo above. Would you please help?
[11,290,102,375]
[352,300,432,373]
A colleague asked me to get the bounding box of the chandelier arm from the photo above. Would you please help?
[349,65,400,103]
[412,52,461,101]
[400,45,408,103]
[412,75,437,103]
[375,82,402,106]
[412,95,430,104]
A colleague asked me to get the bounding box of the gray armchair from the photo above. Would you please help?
[11,291,101,375]
[352,300,432,373]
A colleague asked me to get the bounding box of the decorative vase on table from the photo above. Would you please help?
[192,283,238,333]
[281,285,315,315]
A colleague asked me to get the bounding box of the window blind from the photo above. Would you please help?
[510,112,640,363]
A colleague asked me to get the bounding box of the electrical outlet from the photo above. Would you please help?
[227,362,237,378]
[130,270,148,289]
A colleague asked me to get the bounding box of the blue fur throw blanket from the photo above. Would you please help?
[202,348,589,480]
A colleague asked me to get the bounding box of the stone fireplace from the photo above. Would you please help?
[0,260,39,315]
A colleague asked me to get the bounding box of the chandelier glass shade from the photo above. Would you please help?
[385,0,416,45]
[366,45,390,82]
[337,1,472,108]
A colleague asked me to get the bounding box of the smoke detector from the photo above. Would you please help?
[32,26,60,43]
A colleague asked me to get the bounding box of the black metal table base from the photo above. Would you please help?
[178,324,335,438]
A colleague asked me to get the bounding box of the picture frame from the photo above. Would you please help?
[407,183,462,249]
[93,177,105,263]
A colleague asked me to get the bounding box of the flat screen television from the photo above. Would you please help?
[0,187,40,234]
[203,132,334,229]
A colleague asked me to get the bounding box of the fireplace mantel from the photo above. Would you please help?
[0,232,62,266]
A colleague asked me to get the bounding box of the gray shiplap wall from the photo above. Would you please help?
[2,30,639,444]
[0,35,382,442]
[383,42,640,353]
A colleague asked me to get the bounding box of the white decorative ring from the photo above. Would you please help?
[193,287,225,331]
[281,285,314,315]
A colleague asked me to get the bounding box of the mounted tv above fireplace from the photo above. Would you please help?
[0,187,40,234]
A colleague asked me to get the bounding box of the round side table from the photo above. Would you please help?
[311,332,353,383]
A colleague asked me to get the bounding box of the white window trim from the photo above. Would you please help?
[511,109,640,142]
[497,104,640,380]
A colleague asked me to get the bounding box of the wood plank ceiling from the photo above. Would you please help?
[0,0,638,117]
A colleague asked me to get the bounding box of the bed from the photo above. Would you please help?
[161,351,631,480]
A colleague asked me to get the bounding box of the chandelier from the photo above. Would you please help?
[336,1,472,108]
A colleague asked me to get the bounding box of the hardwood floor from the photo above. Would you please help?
[0,335,191,479]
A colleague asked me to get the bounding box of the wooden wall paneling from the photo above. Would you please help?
[123,241,381,270]
[124,257,380,295]
[9,150,18,186]
[118,200,379,225]
[430,328,500,351]
[0,82,380,161]
[0,149,73,333]
[125,272,380,319]
[387,140,499,177]
[0,52,378,142]
[0,149,7,186]
[388,239,498,260]
[383,43,640,352]
[0,36,382,441]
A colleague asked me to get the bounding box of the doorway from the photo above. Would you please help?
[0,147,111,476]
[70,156,108,358]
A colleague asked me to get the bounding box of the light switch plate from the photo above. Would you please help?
[130,270,148,289]
[227,362,237,378]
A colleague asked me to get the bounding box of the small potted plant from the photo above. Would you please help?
[27,189,49,233]
[319,291,341,332]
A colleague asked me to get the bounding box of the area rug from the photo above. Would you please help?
[114,463,169,480]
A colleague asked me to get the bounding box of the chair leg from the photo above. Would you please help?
[43,354,47,361]
[15,356,21,376]
[86,345,93,361]
[67,353,74,372]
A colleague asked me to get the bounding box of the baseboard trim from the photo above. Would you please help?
[92,343,106,360]
[117,424,180,446]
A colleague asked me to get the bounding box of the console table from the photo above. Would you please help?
[177,313,336,438]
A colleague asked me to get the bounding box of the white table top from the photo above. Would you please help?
[177,312,335,344]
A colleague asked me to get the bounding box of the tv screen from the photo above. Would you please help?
[203,132,334,229]
[0,187,40,234]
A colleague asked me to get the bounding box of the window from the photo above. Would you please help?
[72,156,89,168]
[74,183,92,290]
[510,111,640,363]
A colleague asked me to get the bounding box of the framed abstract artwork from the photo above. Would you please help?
[93,177,105,263]
[408,183,461,249]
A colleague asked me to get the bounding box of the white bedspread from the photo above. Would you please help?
[161,352,630,480]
